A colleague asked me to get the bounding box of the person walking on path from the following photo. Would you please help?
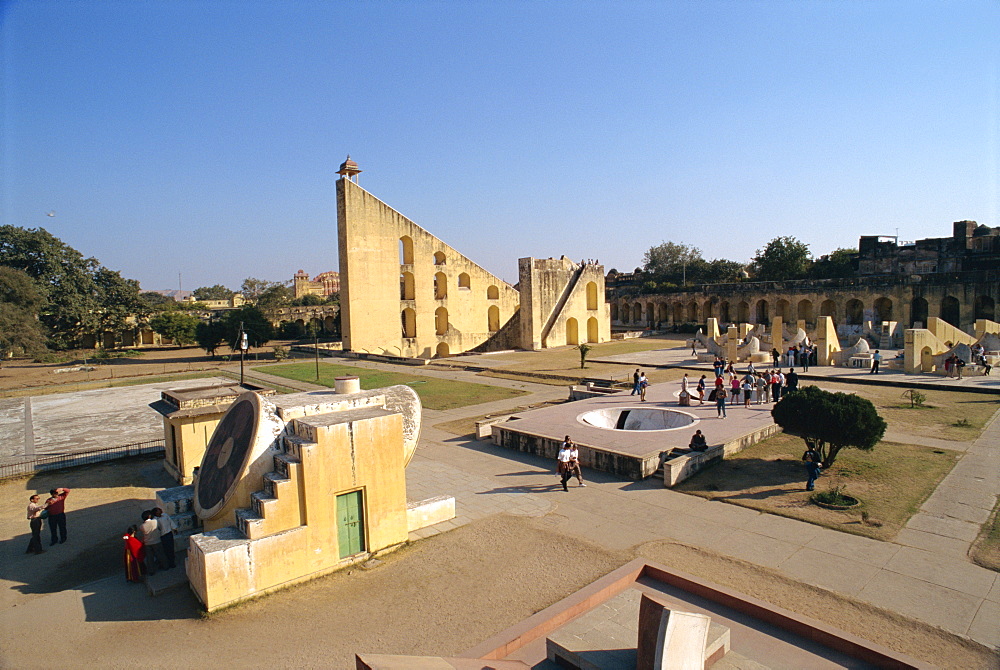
[556,438,576,491]
[801,345,811,372]
[729,376,740,405]
[742,377,754,407]
[122,526,146,583]
[870,350,882,374]
[956,356,965,380]
[630,369,641,395]
[803,445,822,491]
[566,438,585,487]
[716,386,728,418]
[26,494,48,555]
[45,487,70,546]
[756,372,769,404]
[696,375,706,404]
[154,507,176,569]
[140,510,166,575]
[771,348,781,367]
[639,372,649,402]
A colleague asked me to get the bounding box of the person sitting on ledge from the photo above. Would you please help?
[689,430,708,451]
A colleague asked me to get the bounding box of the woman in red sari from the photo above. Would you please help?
[123,525,146,583]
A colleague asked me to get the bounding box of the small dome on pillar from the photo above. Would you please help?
[337,155,362,181]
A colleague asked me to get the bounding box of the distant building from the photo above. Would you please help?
[143,289,194,301]
[293,269,340,299]
[858,221,1000,275]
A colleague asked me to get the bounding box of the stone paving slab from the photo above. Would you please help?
[884,546,999,598]
[969,599,1000,648]
[903,513,981,542]
[777,547,882,597]
[740,513,824,546]
[803,529,902,568]
[856,571,983,637]
[893,527,977,556]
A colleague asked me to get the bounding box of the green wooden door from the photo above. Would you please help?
[336,490,366,558]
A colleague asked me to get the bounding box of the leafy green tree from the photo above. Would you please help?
[810,248,857,279]
[749,236,812,281]
[149,311,200,346]
[576,343,592,369]
[256,283,293,317]
[222,305,275,349]
[93,267,146,347]
[0,267,48,363]
[642,242,703,285]
[140,292,179,312]
[0,225,102,348]
[193,284,235,301]
[292,293,324,306]
[771,385,887,468]
[195,318,228,357]
[702,259,745,284]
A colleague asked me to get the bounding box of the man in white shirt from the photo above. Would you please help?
[140,510,165,575]
[154,507,177,569]
[557,437,579,491]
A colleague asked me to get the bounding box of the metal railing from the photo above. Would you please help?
[0,438,165,480]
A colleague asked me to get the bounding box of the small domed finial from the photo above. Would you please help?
[337,155,362,182]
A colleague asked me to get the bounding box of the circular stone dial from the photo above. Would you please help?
[195,394,260,518]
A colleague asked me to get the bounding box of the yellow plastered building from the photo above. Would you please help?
[336,166,610,358]
[183,385,432,612]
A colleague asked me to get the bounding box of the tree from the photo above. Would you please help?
[193,284,235,301]
[810,248,857,279]
[292,293,324,306]
[195,318,227,357]
[93,267,146,347]
[576,343,592,369]
[255,283,293,318]
[0,267,47,363]
[149,311,200,346]
[221,305,274,349]
[0,225,145,349]
[771,385,887,468]
[140,292,179,312]
[702,259,745,284]
[642,242,703,285]
[749,236,812,281]
[0,225,101,348]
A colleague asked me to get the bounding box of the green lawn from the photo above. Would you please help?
[675,432,957,541]
[254,362,528,410]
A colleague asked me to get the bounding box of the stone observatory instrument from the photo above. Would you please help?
[194,391,283,520]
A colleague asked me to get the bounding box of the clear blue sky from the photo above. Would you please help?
[2,1,998,290]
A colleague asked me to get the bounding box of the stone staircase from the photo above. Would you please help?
[234,423,311,540]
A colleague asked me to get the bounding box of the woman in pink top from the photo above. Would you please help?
[730,377,740,404]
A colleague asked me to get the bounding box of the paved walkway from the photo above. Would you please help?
[589,345,1000,393]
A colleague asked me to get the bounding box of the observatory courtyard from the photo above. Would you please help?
[1,171,998,667]
[1,335,999,668]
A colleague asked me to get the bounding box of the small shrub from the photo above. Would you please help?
[812,485,858,507]
[272,345,288,362]
[901,389,926,408]
[954,418,971,428]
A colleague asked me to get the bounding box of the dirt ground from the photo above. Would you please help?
[1,460,996,669]
[0,346,249,395]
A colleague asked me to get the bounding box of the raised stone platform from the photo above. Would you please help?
[546,589,731,669]
[491,384,777,480]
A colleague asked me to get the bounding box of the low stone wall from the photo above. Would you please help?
[492,426,659,479]
[662,423,781,487]
[406,495,456,532]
